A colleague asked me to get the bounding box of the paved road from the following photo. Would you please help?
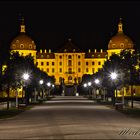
[0,96,140,139]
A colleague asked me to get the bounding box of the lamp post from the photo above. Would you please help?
[94,79,100,99]
[110,72,118,105]
[88,82,92,97]
[47,82,51,96]
[22,73,30,105]
[39,79,44,99]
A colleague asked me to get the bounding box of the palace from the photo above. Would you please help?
[10,18,134,86]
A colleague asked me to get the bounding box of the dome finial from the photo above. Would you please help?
[20,15,26,33]
[118,17,123,33]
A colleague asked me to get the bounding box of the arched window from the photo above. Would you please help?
[68,76,72,81]
[68,55,72,59]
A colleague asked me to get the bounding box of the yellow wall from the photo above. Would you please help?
[36,51,107,85]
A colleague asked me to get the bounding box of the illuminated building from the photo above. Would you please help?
[10,17,134,87]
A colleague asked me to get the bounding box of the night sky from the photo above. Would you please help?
[0,0,140,53]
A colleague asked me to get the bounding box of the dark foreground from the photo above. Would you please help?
[0,96,140,139]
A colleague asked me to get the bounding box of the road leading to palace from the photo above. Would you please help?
[0,96,140,139]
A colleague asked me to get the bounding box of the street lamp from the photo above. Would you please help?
[47,82,51,96]
[22,73,30,105]
[39,79,44,99]
[110,72,118,105]
[22,73,30,81]
[39,79,44,85]
[87,82,92,96]
[94,79,100,99]
[83,83,87,88]
[110,72,118,80]
[94,79,100,85]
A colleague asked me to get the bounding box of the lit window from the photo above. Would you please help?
[52,68,55,73]
[92,62,95,65]
[78,62,81,65]
[47,68,49,73]
[59,62,62,65]
[52,62,55,65]
[68,55,72,59]
[41,55,43,58]
[29,44,32,49]
[86,62,88,65]
[46,62,49,66]
[92,68,94,73]
[20,44,24,49]
[78,68,81,72]
[41,62,44,66]
[60,68,62,73]
[68,68,72,73]
[68,60,72,66]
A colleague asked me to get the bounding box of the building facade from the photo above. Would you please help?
[10,18,134,86]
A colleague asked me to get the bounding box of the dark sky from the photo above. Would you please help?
[0,0,140,52]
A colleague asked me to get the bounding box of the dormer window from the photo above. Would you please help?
[20,44,24,49]
[29,44,32,49]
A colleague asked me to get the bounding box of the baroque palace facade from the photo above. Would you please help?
[10,18,134,86]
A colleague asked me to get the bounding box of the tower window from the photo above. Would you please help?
[29,44,32,49]
[20,44,24,49]
[86,62,88,65]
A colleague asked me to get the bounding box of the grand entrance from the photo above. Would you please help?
[64,85,75,96]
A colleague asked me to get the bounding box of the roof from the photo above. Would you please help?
[57,38,83,53]
[36,52,55,59]
[85,52,107,59]
[10,34,36,50]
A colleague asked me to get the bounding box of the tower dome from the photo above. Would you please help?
[108,18,134,50]
[10,17,36,50]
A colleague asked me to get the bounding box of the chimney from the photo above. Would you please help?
[94,49,97,53]
[101,49,103,53]
[44,49,47,53]
[88,49,91,53]
[40,49,42,53]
